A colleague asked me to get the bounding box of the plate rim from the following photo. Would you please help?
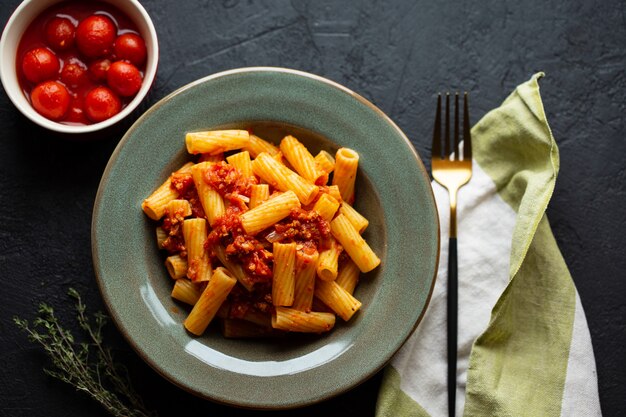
[92,66,440,409]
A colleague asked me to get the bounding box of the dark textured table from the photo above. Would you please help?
[1,1,624,416]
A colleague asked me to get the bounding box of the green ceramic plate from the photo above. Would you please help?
[92,67,439,409]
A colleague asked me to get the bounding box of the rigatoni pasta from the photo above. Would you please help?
[272,242,297,306]
[244,134,280,157]
[252,152,319,205]
[330,214,380,272]
[332,147,359,204]
[182,218,212,282]
[315,150,335,174]
[249,184,270,209]
[339,202,369,234]
[142,162,193,220]
[171,278,203,306]
[314,279,362,321]
[316,237,342,281]
[226,151,252,178]
[165,255,187,279]
[184,267,237,335]
[240,190,300,235]
[335,259,360,295]
[293,249,319,312]
[272,307,335,333]
[192,162,225,226]
[280,135,324,184]
[186,130,250,155]
[143,129,381,338]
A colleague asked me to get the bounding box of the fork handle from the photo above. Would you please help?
[447,237,458,417]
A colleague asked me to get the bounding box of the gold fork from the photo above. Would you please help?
[431,92,472,417]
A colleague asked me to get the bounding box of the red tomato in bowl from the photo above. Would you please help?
[106,61,143,97]
[60,62,88,87]
[84,86,121,122]
[75,15,117,57]
[30,80,70,120]
[16,2,150,126]
[113,33,146,66]
[45,17,75,51]
[22,47,60,83]
[88,58,112,82]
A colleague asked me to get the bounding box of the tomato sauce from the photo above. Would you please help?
[273,208,331,250]
[163,158,334,315]
[161,206,186,255]
[16,0,145,125]
[170,172,206,219]
[208,208,274,283]
[203,162,258,209]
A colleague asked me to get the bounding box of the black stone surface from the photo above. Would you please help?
[1,0,624,416]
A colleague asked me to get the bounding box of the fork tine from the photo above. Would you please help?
[453,93,460,160]
[463,92,472,161]
[444,93,450,157]
[432,94,442,159]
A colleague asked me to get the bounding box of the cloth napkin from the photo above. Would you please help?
[376,73,602,417]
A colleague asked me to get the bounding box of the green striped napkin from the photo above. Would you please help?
[376,73,601,417]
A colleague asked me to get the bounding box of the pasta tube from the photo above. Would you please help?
[312,193,340,222]
[314,279,362,321]
[251,152,319,205]
[272,307,335,333]
[226,151,252,178]
[191,162,225,226]
[166,199,192,218]
[339,202,369,234]
[315,150,335,174]
[335,259,360,295]
[244,134,280,157]
[184,267,237,335]
[326,185,342,203]
[142,162,193,220]
[293,249,319,312]
[330,214,380,273]
[165,255,188,279]
[240,190,300,235]
[272,242,297,307]
[279,135,324,184]
[182,218,212,282]
[171,279,203,306]
[316,237,342,281]
[332,148,359,204]
[155,227,167,249]
[213,244,255,291]
[249,184,270,209]
[185,130,249,155]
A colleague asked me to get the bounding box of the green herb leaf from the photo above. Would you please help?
[14,288,158,417]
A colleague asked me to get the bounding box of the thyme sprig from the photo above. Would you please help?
[13,288,157,417]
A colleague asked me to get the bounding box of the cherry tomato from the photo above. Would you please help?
[113,33,146,66]
[45,17,75,51]
[88,58,111,82]
[75,15,117,58]
[60,62,87,87]
[21,47,60,83]
[106,61,142,97]
[30,81,70,120]
[84,86,121,122]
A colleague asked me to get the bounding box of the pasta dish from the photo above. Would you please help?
[142,130,380,337]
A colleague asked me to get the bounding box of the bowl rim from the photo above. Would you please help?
[92,66,440,409]
[0,0,159,134]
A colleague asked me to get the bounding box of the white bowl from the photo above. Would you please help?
[0,0,159,134]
